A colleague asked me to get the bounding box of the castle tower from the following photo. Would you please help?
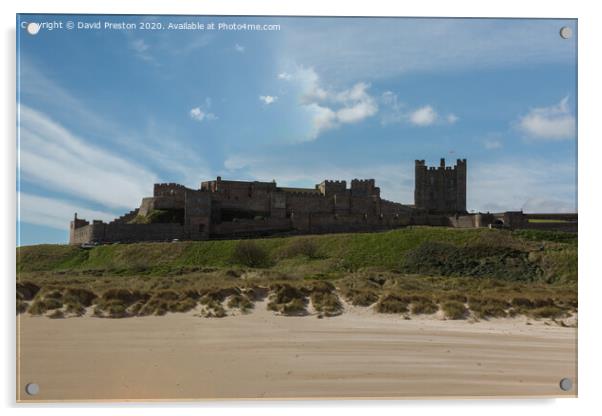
[414,158,467,213]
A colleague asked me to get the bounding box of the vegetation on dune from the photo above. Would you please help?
[309,282,343,317]
[468,297,509,319]
[16,227,577,322]
[410,298,439,315]
[17,299,28,314]
[227,293,254,313]
[344,290,379,306]
[441,301,468,320]
[64,301,86,317]
[528,306,569,319]
[62,287,97,306]
[198,297,227,318]
[16,281,40,300]
[375,294,409,314]
[267,283,308,315]
[48,309,65,319]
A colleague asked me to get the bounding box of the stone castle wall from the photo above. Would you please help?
[69,222,188,245]
[68,158,577,245]
[415,158,467,213]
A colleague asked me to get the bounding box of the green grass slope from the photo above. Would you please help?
[16,227,577,320]
[17,227,576,284]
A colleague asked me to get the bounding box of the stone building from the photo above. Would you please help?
[68,157,576,244]
[414,158,467,213]
[70,173,443,244]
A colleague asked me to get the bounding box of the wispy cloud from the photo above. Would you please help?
[189,107,217,122]
[380,91,456,127]
[234,43,245,53]
[18,192,117,230]
[469,159,576,213]
[483,139,503,150]
[170,33,213,55]
[516,96,575,141]
[19,58,119,136]
[129,38,156,63]
[277,72,292,80]
[130,38,149,53]
[282,19,576,82]
[19,105,159,210]
[288,67,378,140]
[259,95,278,105]
[19,61,213,190]
[409,106,437,126]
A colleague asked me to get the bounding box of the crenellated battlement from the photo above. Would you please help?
[414,157,467,214]
[154,183,190,197]
[351,179,375,185]
[317,179,347,196]
[282,190,323,198]
[351,178,379,197]
[69,159,470,244]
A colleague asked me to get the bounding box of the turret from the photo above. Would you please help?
[414,158,467,213]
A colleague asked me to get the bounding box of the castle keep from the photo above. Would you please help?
[415,158,466,213]
[69,158,576,244]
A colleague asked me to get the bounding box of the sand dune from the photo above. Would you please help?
[16,302,577,401]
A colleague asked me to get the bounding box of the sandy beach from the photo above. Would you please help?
[16,302,577,401]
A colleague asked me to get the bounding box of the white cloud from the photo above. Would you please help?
[409,106,438,126]
[336,100,377,124]
[334,82,378,123]
[517,96,575,140]
[380,91,455,127]
[259,95,278,105]
[235,43,245,53]
[469,159,576,213]
[129,38,156,63]
[18,193,117,231]
[306,103,337,139]
[278,72,292,80]
[289,67,378,140]
[19,105,158,210]
[189,107,205,121]
[380,91,406,125]
[189,106,216,122]
[174,34,214,55]
[281,19,576,83]
[20,57,212,195]
[483,139,503,150]
[130,38,149,53]
[19,62,213,192]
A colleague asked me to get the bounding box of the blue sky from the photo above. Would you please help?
[16,15,577,245]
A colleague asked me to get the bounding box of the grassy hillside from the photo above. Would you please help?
[16,227,577,321]
[17,227,576,282]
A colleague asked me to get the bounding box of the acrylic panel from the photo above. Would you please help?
[16,14,577,401]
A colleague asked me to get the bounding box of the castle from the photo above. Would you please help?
[69,158,576,244]
[415,158,466,213]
